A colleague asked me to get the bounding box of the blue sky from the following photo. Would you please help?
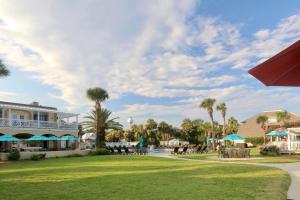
[1,0,300,128]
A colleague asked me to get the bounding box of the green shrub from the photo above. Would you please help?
[30,153,46,161]
[66,154,84,158]
[89,148,111,156]
[245,137,264,146]
[8,151,20,161]
[260,145,280,156]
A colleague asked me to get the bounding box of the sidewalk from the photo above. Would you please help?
[150,154,300,200]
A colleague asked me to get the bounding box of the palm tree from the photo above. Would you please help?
[82,109,123,147]
[256,115,269,144]
[276,110,291,128]
[158,121,171,141]
[200,98,216,148]
[216,102,227,136]
[86,87,109,147]
[227,117,239,133]
[0,59,9,77]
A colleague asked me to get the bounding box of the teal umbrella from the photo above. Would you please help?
[0,134,20,142]
[27,135,49,141]
[60,135,77,141]
[266,130,287,137]
[47,136,59,141]
[139,136,144,148]
[224,134,245,140]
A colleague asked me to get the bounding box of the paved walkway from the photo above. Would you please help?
[149,154,300,200]
[262,163,300,200]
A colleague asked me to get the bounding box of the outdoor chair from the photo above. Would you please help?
[123,146,133,155]
[179,146,188,154]
[200,145,208,153]
[171,147,179,154]
[116,146,123,154]
[195,145,202,153]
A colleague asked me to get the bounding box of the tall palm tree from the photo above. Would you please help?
[227,117,239,133]
[158,121,171,141]
[216,102,227,137]
[0,59,9,77]
[86,87,109,147]
[200,98,216,148]
[256,115,269,144]
[82,109,123,147]
[276,110,291,128]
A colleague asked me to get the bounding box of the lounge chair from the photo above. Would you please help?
[171,147,179,154]
[179,146,188,154]
[200,145,208,153]
[195,145,202,153]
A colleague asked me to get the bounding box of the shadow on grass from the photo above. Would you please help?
[0,156,290,200]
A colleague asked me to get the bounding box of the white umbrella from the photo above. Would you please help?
[82,133,96,140]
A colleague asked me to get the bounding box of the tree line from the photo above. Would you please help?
[83,89,240,148]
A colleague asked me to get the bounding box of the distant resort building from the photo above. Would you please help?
[0,101,88,160]
[238,110,300,138]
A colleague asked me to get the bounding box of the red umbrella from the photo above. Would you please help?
[248,40,300,86]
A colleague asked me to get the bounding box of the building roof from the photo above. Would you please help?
[0,101,57,110]
[0,101,79,117]
[238,110,300,138]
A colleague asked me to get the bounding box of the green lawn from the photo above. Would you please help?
[0,155,290,200]
[179,148,300,163]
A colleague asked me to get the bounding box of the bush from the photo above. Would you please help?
[65,154,84,158]
[30,153,46,161]
[89,148,111,156]
[8,151,20,161]
[260,145,280,156]
[245,137,264,146]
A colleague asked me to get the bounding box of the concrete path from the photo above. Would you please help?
[261,163,300,200]
[149,154,300,200]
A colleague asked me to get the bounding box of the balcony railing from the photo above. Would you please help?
[0,118,78,130]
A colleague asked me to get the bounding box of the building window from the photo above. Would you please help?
[33,112,49,121]
[0,109,2,118]
[20,115,25,120]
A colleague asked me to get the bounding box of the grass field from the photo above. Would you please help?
[0,155,290,200]
[179,148,300,163]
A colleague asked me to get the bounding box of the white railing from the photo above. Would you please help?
[271,141,288,151]
[0,118,9,127]
[0,118,77,130]
[290,141,300,151]
[271,141,300,151]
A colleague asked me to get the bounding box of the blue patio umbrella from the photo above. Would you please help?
[27,135,49,141]
[60,135,77,141]
[224,134,245,140]
[0,134,20,142]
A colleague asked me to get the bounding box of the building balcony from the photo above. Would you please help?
[0,118,78,130]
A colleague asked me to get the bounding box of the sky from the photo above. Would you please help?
[1,0,300,128]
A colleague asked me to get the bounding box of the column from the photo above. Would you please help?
[8,108,12,126]
[76,115,78,126]
[37,111,40,128]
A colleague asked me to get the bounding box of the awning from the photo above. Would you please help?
[0,134,20,142]
[248,40,300,86]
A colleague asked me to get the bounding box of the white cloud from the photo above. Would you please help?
[1,1,300,126]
